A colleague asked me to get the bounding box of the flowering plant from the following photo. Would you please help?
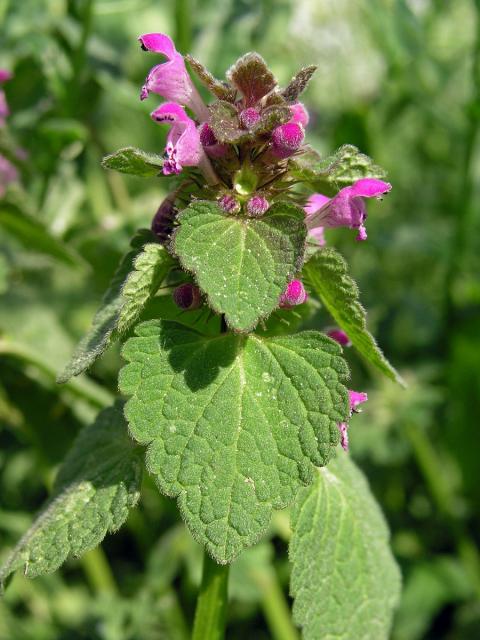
[1,33,403,640]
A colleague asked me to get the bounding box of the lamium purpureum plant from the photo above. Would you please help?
[0,33,405,640]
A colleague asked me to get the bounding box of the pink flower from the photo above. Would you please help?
[0,69,12,126]
[304,194,328,245]
[306,179,392,241]
[279,280,307,308]
[337,389,368,451]
[270,122,305,159]
[139,33,208,121]
[173,283,202,310]
[247,195,269,217]
[218,193,240,214]
[239,108,261,129]
[151,102,203,176]
[0,154,18,198]
[327,328,351,347]
[289,102,309,128]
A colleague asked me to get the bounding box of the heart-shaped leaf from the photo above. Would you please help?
[173,200,306,332]
[119,320,349,563]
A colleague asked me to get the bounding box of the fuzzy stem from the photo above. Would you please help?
[192,552,230,640]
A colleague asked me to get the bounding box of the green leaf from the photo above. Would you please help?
[227,53,277,107]
[185,55,236,102]
[304,249,404,385]
[208,101,252,145]
[173,200,306,332]
[290,451,401,640]
[101,146,164,177]
[281,65,317,103]
[0,403,142,590]
[57,231,172,383]
[290,144,387,193]
[119,320,349,563]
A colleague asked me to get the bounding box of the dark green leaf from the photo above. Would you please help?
[0,402,142,590]
[304,249,404,385]
[101,147,164,177]
[119,320,349,563]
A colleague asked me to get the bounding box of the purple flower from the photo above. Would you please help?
[218,193,241,214]
[270,122,305,159]
[0,154,18,198]
[304,194,328,245]
[239,108,261,130]
[139,33,208,121]
[151,102,203,175]
[279,280,307,308]
[199,122,229,159]
[289,102,309,128]
[151,193,177,243]
[246,195,269,217]
[173,283,202,310]
[327,328,351,347]
[306,179,392,241]
[337,389,368,452]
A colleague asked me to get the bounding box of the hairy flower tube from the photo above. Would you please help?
[306,178,392,241]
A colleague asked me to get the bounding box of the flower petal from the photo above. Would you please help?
[348,178,392,199]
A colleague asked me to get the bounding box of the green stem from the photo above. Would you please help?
[80,546,119,595]
[254,567,299,640]
[192,551,230,640]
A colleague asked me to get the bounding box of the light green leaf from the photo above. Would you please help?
[304,248,404,385]
[101,146,164,177]
[173,200,306,332]
[0,403,142,589]
[290,451,401,640]
[290,144,387,193]
[119,320,349,563]
[57,231,172,383]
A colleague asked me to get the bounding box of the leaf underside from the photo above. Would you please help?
[304,249,404,385]
[173,200,306,332]
[119,320,349,563]
[0,402,142,590]
[101,146,164,177]
[290,451,402,640]
[57,231,172,383]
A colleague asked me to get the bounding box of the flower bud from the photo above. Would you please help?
[173,283,202,310]
[290,102,309,127]
[271,122,304,159]
[218,194,241,214]
[246,195,269,217]
[151,195,176,243]
[239,107,261,130]
[199,122,218,147]
[279,280,307,308]
[327,328,351,347]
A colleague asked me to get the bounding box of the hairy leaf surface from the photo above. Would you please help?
[304,249,403,385]
[173,201,306,332]
[0,403,142,589]
[101,146,164,177]
[58,231,172,382]
[290,451,401,640]
[290,144,387,193]
[119,320,349,563]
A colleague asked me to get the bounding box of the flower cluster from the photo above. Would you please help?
[138,33,388,450]
[0,70,19,198]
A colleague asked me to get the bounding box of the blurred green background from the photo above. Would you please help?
[1,0,480,638]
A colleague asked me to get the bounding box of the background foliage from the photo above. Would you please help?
[1,0,479,638]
